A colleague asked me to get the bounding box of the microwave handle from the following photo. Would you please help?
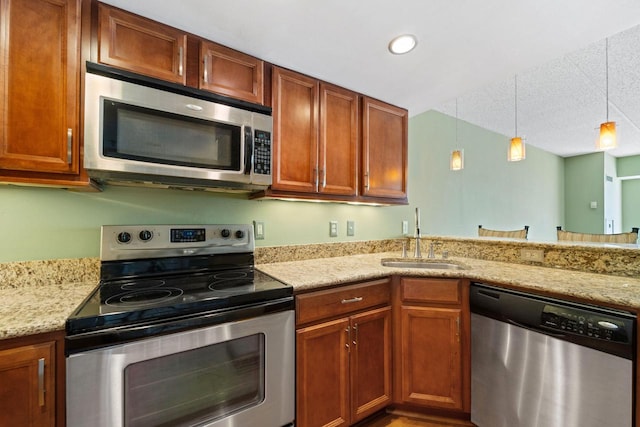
[244,126,253,175]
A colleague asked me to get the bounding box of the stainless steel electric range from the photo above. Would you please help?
[65,224,294,427]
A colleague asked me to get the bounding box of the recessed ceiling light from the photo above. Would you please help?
[388,34,417,55]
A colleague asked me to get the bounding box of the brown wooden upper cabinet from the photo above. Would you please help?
[98,3,187,85]
[200,41,264,104]
[98,4,264,104]
[0,0,86,187]
[362,97,408,201]
[270,66,358,197]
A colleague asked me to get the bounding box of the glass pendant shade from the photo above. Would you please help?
[508,137,526,162]
[598,121,617,150]
[450,149,463,170]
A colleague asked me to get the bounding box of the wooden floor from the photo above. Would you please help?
[358,413,475,427]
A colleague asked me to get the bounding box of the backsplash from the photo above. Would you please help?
[1,237,637,289]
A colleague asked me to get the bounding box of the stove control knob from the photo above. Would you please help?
[117,231,132,244]
[235,230,245,239]
[221,228,231,238]
[139,230,153,241]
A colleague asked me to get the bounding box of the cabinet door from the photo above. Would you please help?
[98,3,186,84]
[361,97,407,199]
[0,0,80,174]
[0,341,56,427]
[271,67,319,193]
[200,41,264,104]
[296,318,350,427]
[350,307,392,423]
[319,83,359,196]
[400,306,463,410]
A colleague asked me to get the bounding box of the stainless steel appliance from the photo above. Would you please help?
[470,282,635,427]
[84,62,272,192]
[66,224,294,427]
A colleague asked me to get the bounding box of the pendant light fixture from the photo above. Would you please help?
[450,99,464,170]
[508,75,525,161]
[598,38,617,150]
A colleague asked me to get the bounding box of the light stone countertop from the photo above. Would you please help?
[0,281,97,340]
[257,252,640,311]
[3,251,640,341]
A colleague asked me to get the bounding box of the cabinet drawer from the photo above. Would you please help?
[401,278,461,305]
[296,279,390,326]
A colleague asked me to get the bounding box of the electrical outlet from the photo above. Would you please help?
[329,221,338,237]
[521,248,544,262]
[253,221,265,240]
[347,220,355,236]
[402,220,409,235]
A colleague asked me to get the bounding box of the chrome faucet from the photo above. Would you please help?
[414,207,422,258]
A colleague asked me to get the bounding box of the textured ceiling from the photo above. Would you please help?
[100,0,640,157]
[435,24,640,158]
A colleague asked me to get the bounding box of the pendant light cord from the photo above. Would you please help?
[605,38,609,121]
[455,98,459,144]
[514,75,518,135]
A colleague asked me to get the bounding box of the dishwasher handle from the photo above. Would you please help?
[505,318,567,338]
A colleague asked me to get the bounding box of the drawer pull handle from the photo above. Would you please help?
[341,297,363,304]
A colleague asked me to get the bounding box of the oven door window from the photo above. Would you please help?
[123,333,265,427]
[102,100,242,171]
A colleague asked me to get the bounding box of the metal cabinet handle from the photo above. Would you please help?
[38,358,45,406]
[456,316,461,343]
[313,168,319,188]
[66,128,72,164]
[203,55,209,83]
[345,325,350,349]
[178,46,184,76]
[353,323,358,346]
[364,172,370,190]
[341,297,363,304]
[320,169,326,188]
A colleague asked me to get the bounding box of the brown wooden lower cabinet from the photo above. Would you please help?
[0,331,64,427]
[295,280,392,427]
[393,277,471,414]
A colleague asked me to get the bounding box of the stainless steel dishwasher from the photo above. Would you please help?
[470,282,635,427]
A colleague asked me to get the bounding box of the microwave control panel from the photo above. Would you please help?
[254,130,271,175]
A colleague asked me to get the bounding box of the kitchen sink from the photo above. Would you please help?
[380,258,467,270]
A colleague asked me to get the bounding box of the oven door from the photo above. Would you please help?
[66,309,294,427]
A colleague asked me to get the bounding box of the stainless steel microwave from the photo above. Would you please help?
[84,63,272,192]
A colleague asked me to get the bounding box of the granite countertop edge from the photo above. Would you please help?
[3,252,640,341]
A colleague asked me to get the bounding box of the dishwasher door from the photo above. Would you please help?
[471,283,635,427]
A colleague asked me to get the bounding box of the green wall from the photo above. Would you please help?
[564,152,605,233]
[622,179,640,232]
[409,111,564,241]
[617,155,640,177]
[0,109,565,263]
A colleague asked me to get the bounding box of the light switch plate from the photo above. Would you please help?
[329,221,338,237]
[402,220,409,235]
[347,220,355,236]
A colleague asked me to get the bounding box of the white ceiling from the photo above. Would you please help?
[101,0,640,157]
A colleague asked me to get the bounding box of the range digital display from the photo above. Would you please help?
[171,228,206,242]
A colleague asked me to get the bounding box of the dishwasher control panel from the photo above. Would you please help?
[541,305,629,343]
